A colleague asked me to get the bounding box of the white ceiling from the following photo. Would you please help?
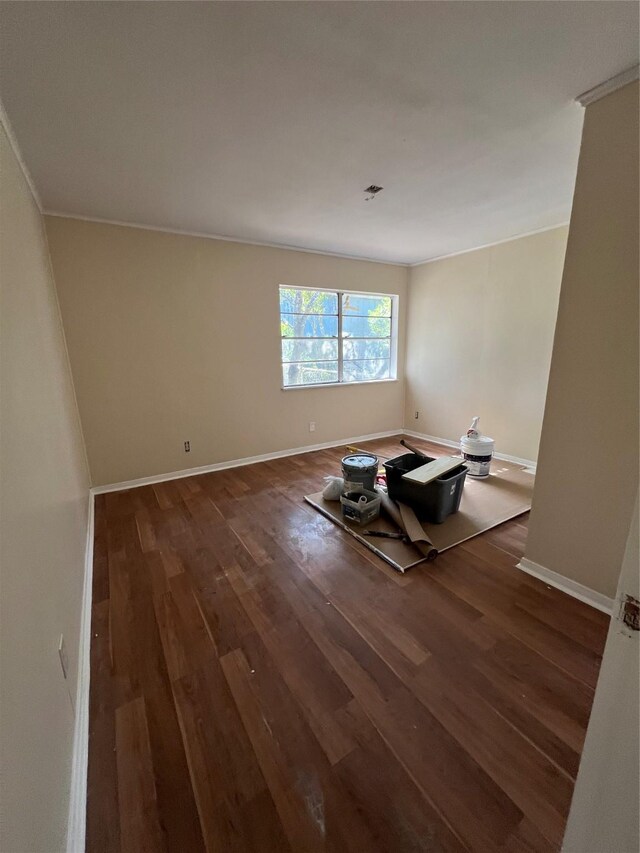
[1,2,638,264]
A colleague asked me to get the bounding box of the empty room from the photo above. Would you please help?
[1,2,638,852]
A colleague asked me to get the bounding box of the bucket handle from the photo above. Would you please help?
[400,439,429,461]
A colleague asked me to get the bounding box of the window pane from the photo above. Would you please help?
[282,361,339,387]
[342,294,392,317]
[279,288,338,315]
[343,359,391,382]
[282,339,339,363]
[281,314,338,338]
[342,339,391,361]
[342,316,391,338]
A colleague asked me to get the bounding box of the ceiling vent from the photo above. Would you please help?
[364,185,384,200]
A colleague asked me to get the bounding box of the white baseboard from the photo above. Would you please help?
[517,557,614,614]
[91,429,404,494]
[66,492,95,853]
[402,428,537,472]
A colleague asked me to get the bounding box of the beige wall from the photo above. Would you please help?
[0,126,89,850]
[525,81,639,598]
[405,226,568,462]
[45,217,408,486]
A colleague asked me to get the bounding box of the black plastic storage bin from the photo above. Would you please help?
[384,453,467,524]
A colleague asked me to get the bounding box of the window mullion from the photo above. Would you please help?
[337,291,343,383]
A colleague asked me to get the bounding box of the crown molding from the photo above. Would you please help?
[45,210,569,270]
[409,221,570,268]
[576,64,639,107]
[43,211,409,268]
[0,98,43,212]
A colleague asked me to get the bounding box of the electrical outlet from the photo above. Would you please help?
[414,411,419,419]
[58,634,69,680]
[184,440,191,452]
[309,421,316,433]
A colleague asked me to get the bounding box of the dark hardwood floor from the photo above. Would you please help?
[87,435,609,853]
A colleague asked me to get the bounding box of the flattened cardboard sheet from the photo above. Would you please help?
[304,460,534,572]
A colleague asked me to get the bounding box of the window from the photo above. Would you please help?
[279,286,396,388]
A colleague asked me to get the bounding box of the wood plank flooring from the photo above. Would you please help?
[87,435,609,853]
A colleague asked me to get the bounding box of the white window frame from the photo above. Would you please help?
[279,284,399,390]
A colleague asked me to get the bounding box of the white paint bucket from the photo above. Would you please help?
[460,434,495,478]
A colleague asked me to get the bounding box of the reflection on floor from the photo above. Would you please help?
[88,435,609,853]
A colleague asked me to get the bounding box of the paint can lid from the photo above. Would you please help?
[341,454,378,471]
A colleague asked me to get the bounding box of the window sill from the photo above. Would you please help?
[281,378,398,392]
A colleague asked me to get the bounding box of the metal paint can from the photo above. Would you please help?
[341,454,378,493]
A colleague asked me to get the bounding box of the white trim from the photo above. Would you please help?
[0,96,43,212]
[517,558,614,615]
[402,428,537,472]
[278,281,397,299]
[282,378,398,392]
[66,493,95,853]
[91,430,403,494]
[576,64,639,107]
[408,222,569,268]
[43,211,408,268]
